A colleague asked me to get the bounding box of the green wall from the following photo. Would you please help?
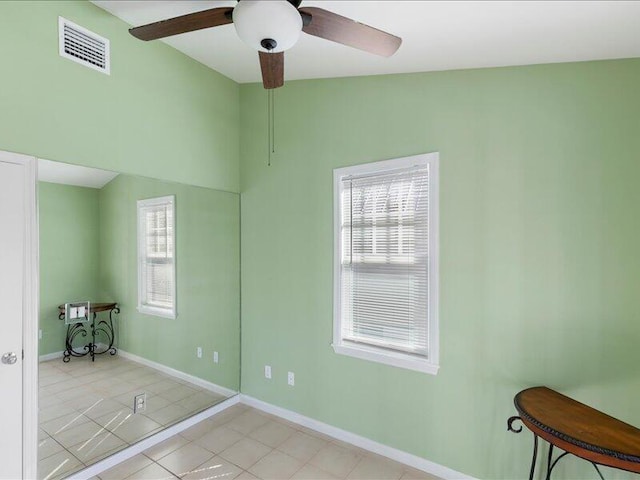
[38,182,101,356]
[16,2,640,477]
[0,1,239,193]
[239,59,640,479]
[99,175,240,391]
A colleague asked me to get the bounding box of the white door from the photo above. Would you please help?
[0,151,38,480]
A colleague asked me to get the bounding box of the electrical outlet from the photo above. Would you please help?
[213,351,219,363]
[38,329,42,340]
[288,371,295,386]
[196,347,202,358]
[265,365,272,379]
[133,393,146,413]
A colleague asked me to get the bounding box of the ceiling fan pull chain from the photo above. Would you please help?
[267,89,276,167]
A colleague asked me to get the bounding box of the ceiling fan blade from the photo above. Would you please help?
[129,7,233,41]
[299,7,401,57]
[259,51,284,89]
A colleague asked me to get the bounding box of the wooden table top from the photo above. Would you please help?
[515,386,640,472]
[58,302,118,315]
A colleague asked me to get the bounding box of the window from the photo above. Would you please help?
[333,153,439,374]
[137,195,176,319]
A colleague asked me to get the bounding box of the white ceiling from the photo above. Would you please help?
[93,1,640,84]
[38,159,118,189]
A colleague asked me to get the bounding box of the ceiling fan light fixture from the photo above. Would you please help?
[233,0,303,53]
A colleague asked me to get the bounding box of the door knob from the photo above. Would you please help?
[1,352,17,365]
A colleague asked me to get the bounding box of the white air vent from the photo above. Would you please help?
[58,17,110,75]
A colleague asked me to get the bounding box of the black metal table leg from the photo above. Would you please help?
[530,434,539,480]
[59,304,118,362]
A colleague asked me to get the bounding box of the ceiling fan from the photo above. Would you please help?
[129,0,402,89]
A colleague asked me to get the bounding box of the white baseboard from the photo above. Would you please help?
[70,395,240,479]
[39,350,64,362]
[240,395,476,480]
[118,349,237,398]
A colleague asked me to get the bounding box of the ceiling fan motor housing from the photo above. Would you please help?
[233,0,303,53]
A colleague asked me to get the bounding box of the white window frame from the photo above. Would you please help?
[137,195,177,319]
[333,153,439,374]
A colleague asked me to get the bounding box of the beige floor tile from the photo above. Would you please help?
[291,464,340,480]
[180,392,224,412]
[330,440,370,457]
[108,414,162,443]
[38,437,65,461]
[39,403,78,423]
[195,426,244,454]
[234,471,260,480]
[114,390,149,408]
[309,443,363,479]
[180,419,217,442]
[145,403,191,426]
[124,462,178,479]
[100,454,154,479]
[156,443,215,477]
[208,406,246,429]
[277,431,328,462]
[144,395,173,413]
[38,450,83,480]
[65,393,106,411]
[226,411,270,436]
[41,412,91,436]
[346,456,404,480]
[54,420,106,449]
[94,410,132,429]
[297,427,334,443]
[146,379,184,395]
[399,468,442,480]
[40,381,76,397]
[96,380,139,397]
[219,437,272,470]
[144,435,190,461]
[115,367,147,381]
[160,385,199,403]
[39,373,73,387]
[39,394,66,409]
[83,399,130,421]
[249,420,296,448]
[136,372,168,386]
[38,357,233,478]
[248,450,304,480]
[68,431,126,464]
[182,455,243,480]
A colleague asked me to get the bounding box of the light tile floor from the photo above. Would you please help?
[38,355,229,480]
[97,404,442,480]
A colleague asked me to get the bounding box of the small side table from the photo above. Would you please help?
[508,386,640,479]
[58,302,119,362]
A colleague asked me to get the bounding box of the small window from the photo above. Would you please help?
[333,153,439,374]
[137,195,176,319]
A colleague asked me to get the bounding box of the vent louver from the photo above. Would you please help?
[58,17,110,75]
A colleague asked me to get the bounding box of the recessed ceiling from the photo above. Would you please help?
[38,159,118,189]
[93,1,640,84]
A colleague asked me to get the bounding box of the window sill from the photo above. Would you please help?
[137,305,176,319]
[332,342,439,375]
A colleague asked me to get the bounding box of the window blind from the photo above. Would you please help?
[340,166,430,356]
[139,198,175,312]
